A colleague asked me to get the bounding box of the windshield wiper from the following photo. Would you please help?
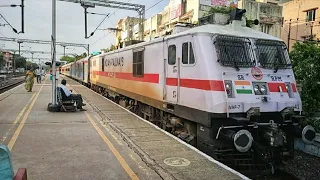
[226,50,240,71]
[274,64,279,73]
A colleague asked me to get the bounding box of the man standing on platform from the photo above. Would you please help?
[41,67,46,79]
[35,67,41,84]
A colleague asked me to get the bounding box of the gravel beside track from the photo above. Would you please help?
[283,150,320,180]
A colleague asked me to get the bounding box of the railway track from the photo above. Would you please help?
[255,170,299,180]
[0,77,25,94]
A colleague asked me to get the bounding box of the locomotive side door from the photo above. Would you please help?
[164,39,180,104]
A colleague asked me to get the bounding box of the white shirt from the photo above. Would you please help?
[60,84,71,97]
[35,69,41,75]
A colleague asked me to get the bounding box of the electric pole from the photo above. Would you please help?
[48,0,59,112]
[13,51,16,73]
[62,45,66,56]
[310,21,314,41]
[21,0,24,33]
[287,19,292,51]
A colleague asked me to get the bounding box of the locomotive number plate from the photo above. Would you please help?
[270,75,282,81]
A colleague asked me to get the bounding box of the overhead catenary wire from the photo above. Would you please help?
[88,13,110,38]
[91,0,164,46]
[0,14,18,33]
[0,13,21,49]
[90,0,132,45]
[0,29,19,48]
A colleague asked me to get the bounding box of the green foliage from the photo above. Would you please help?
[0,53,4,67]
[302,117,320,133]
[13,54,27,69]
[60,52,87,63]
[289,42,320,132]
[245,17,254,28]
[110,44,116,51]
[205,6,236,16]
[75,52,87,61]
[290,42,320,116]
[101,44,116,53]
[60,56,76,63]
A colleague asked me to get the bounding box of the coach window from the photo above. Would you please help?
[182,42,195,65]
[168,45,176,65]
[133,49,144,77]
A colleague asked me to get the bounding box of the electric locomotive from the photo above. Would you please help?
[61,9,316,176]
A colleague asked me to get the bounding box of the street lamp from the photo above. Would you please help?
[0,4,22,8]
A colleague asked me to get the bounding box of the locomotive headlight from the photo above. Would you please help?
[260,85,267,94]
[225,83,231,91]
[253,83,268,95]
[254,85,260,94]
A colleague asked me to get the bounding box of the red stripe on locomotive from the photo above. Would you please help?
[95,71,159,83]
[267,82,287,92]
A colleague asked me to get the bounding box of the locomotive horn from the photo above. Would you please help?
[219,129,253,152]
[230,8,246,21]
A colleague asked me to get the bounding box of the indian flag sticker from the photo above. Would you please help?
[234,81,253,94]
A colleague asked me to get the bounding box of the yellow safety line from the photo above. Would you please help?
[7,83,45,151]
[0,93,37,143]
[85,111,139,180]
[12,93,37,125]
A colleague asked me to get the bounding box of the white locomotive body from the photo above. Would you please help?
[61,10,315,176]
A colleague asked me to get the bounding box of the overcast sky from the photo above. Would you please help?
[0,0,168,62]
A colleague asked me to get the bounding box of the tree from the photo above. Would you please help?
[75,52,87,61]
[60,56,76,63]
[290,42,320,115]
[60,52,88,63]
[101,48,109,52]
[0,53,4,69]
[203,6,236,16]
[13,54,27,69]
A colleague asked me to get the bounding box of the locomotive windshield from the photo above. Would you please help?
[255,39,291,70]
[214,35,255,70]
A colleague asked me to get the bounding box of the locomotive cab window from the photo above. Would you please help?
[255,39,291,70]
[133,49,144,77]
[182,42,195,65]
[214,35,255,69]
[168,45,176,65]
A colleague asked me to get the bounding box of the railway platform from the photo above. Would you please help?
[0,75,248,180]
